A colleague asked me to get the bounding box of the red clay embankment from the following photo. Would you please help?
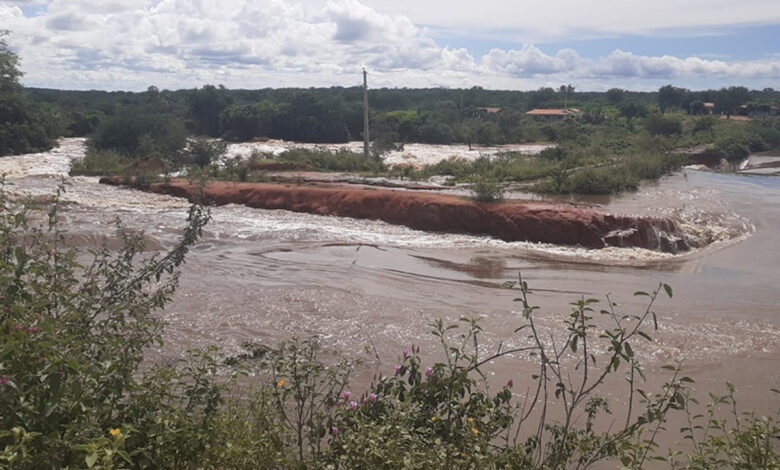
[100,178,688,253]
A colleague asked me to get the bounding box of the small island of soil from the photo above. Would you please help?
[100,178,689,253]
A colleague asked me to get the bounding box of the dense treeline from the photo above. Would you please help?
[22,83,780,150]
[19,81,780,195]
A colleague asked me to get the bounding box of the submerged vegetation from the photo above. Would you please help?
[1,185,778,469]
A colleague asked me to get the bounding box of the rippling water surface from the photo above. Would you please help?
[2,139,778,419]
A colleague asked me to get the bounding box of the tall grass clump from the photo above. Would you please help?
[69,148,132,177]
[276,148,386,173]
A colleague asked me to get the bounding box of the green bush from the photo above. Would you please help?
[670,384,780,470]
[538,146,568,161]
[276,147,386,173]
[716,139,751,164]
[469,176,505,202]
[625,153,688,180]
[0,182,213,468]
[536,166,640,195]
[69,148,132,176]
[176,138,227,168]
[643,114,683,137]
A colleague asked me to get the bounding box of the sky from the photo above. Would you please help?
[1,0,779,92]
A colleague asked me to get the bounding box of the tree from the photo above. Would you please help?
[475,121,503,146]
[606,88,625,104]
[717,86,751,117]
[272,92,350,143]
[528,87,558,109]
[688,100,706,116]
[91,111,187,157]
[619,101,649,120]
[0,31,57,156]
[220,103,277,142]
[188,84,232,137]
[559,84,574,109]
[178,138,227,168]
[657,85,688,113]
[417,122,454,144]
[0,31,22,93]
[643,114,683,136]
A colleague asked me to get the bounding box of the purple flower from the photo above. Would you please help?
[343,390,351,401]
[349,400,358,410]
[368,393,377,403]
[0,376,9,387]
[507,379,513,389]
[394,364,401,376]
[330,426,339,436]
[425,367,433,377]
[403,349,409,359]
[27,326,42,335]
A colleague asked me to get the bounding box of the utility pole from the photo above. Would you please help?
[363,68,370,159]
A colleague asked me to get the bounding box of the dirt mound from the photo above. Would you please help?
[100,178,689,252]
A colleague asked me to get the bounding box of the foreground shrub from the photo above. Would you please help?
[0,181,213,468]
[324,280,687,469]
[670,383,780,470]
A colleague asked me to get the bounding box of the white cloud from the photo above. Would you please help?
[483,45,581,75]
[362,0,780,40]
[1,0,778,91]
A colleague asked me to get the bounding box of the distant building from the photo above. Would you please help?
[525,108,580,118]
[477,107,503,114]
[703,102,716,114]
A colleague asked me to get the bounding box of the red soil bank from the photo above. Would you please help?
[100,178,688,253]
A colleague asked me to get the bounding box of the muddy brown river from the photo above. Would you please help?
[2,139,778,450]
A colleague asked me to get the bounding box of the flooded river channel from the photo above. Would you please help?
[2,139,778,426]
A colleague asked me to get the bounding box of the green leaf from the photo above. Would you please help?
[85,453,98,468]
[663,283,673,298]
